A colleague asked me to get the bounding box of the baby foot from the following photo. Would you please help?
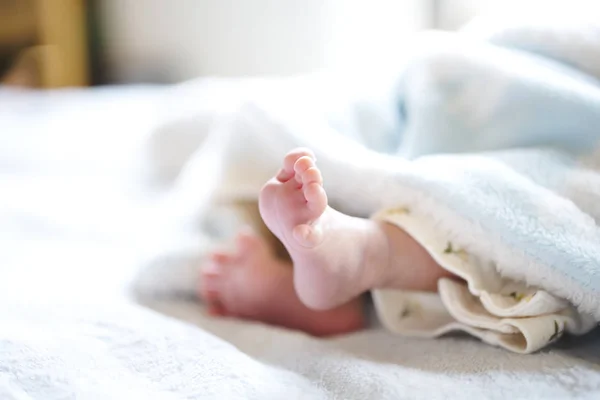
[199,230,288,319]
[259,148,328,248]
[259,148,391,310]
[199,229,366,336]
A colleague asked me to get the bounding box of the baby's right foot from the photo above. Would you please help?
[258,149,394,310]
[199,230,365,336]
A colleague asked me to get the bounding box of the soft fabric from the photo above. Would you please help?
[1,75,600,399]
[373,207,596,353]
[148,11,600,353]
[2,7,600,399]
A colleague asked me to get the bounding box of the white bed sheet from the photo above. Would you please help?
[1,85,599,400]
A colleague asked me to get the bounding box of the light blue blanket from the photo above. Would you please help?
[371,22,600,321]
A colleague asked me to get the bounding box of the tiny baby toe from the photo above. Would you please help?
[293,156,315,174]
[276,168,293,182]
[294,157,315,181]
[304,182,327,211]
[209,251,231,265]
[206,300,228,317]
[202,258,221,277]
[293,156,314,185]
[283,148,314,173]
[201,286,219,303]
[200,273,220,301]
[202,262,220,280]
[301,167,322,186]
[235,230,261,253]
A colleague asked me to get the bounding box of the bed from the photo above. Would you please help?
[1,83,599,400]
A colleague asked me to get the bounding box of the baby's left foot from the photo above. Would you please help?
[259,149,394,310]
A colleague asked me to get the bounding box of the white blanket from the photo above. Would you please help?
[4,10,600,393]
[1,82,599,400]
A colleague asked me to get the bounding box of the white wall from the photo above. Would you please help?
[100,0,432,82]
[435,0,600,30]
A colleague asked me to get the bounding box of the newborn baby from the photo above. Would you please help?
[199,148,453,336]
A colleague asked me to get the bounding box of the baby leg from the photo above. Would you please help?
[259,148,453,310]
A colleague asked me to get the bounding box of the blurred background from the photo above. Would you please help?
[0,0,566,88]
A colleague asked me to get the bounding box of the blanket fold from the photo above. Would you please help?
[372,206,596,353]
